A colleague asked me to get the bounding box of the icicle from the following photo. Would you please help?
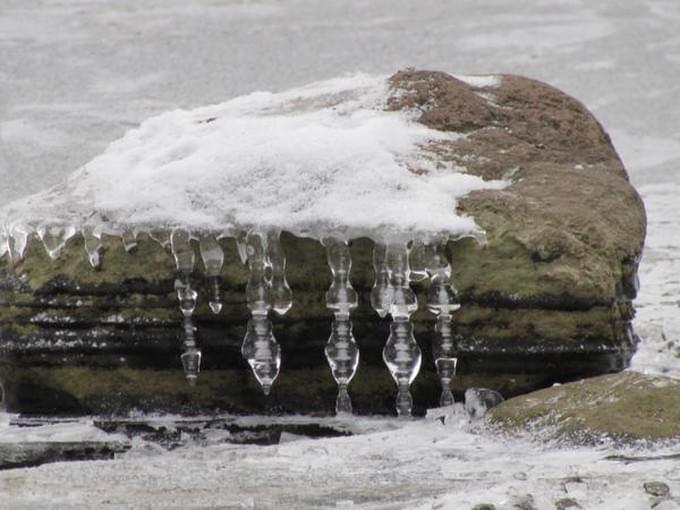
[425,244,460,407]
[407,241,429,282]
[81,227,103,269]
[241,230,280,395]
[322,237,360,415]
[7,224,30,263]
[369,243,392,318]
[121,228,138,253]
[171,228,201,386]
[171,229,194,273]
[199,233,224,314]
[36,223,76,260]
[149,229,172,250]
[382,243,421,417]
[235,230,249,265]
[0,228,8,260]
[266,230,293,315]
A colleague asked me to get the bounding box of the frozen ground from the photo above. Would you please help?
[0,410,679,509]
[1,0,679,508]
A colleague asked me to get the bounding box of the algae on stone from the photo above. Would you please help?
[489,371,680,442]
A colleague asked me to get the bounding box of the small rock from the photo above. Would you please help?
[652,499,680,510]
[465,388,505,419]
[645,482,671,498]
[562,478,588,500]
[555,497,581,510]
[471,505,496,510]
[510,494,537,510]
[426,403,467,425]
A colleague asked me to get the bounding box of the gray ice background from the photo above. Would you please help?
[1,0,678,201]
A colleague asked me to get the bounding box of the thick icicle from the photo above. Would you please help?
[266,230,293,315]
[171,228,201,386]
[322,237,360,415]
[235,231,249,265]
[425,244,460,407]
[382,243,421,417]
[149,229,172,250]
[199,234,225,314]
[0,228,9,260]
[369,243,392,318]
[407,241,430,283]
[241,230,280,395]
[7,224,30,263]
[81,227,103,269]
[121,228,138,253]
[36,223,76,260]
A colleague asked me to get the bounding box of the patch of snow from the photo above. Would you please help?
[0,414,125,443]
[453,74,501,88]
[0,412,678,509]
[0,74,506,243]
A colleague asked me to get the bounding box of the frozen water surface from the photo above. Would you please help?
[1,0,680,508]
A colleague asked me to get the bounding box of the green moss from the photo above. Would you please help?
[447,223,614,307]
[452,305,616,342]
[7,226,626,310]
[555,498,580,510]
[1,322,41,337]
[14,233,176,291]
[117,307,177,322]
[489,372,680,441]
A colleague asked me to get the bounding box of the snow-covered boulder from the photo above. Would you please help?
[0,69,646,415]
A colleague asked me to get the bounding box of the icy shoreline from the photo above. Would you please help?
[0,406,678,509]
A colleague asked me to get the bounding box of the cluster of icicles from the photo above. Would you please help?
[1,224,461,417]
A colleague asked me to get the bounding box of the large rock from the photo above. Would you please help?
[0,69,646,415]
[488,371,680,443]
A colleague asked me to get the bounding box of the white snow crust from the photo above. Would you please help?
[0,74,505,242]
[453,74,501,88]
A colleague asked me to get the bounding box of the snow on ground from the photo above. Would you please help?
[0,409,679,509]
[1,0,679,508]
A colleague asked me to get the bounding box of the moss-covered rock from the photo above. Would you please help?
[0,69,646,415]
[489,372,680,443]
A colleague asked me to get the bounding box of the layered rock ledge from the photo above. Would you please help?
[0,69,646,415]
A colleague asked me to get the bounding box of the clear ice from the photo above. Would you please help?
[11,226,30,262]
[199,234,225,314]
[37,223,76,260]
[266,230,293,316]
[382,243,422,417]
[421,243,460,407]
[149,229,172,250]
[171,228,201,385]
[322,237,360,414]
[121,228,138,253]
[81,226,103,269]
[369,243,392,318]
[241,230,281,395]
[1,217,469,415]
[0,230,7,260]
[235,231,249,265]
